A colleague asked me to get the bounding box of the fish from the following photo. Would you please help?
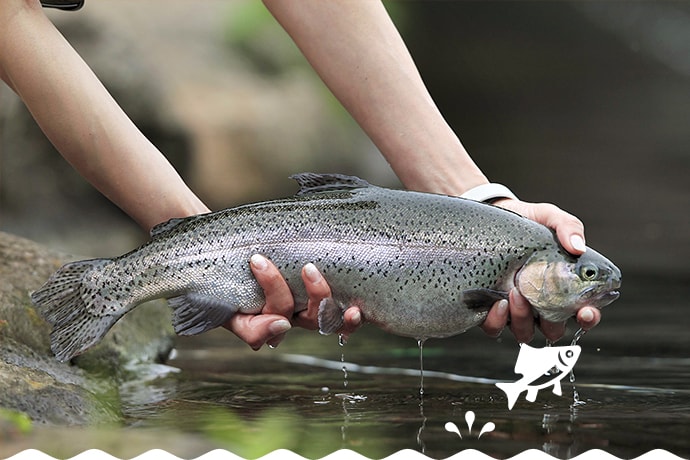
[495,344,582,409]
[31,173,622,362]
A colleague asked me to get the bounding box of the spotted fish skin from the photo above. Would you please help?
[31,173,621,362]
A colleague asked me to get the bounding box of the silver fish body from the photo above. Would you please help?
[32,173,621,361]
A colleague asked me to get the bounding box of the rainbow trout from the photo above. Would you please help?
[32,173,621,361]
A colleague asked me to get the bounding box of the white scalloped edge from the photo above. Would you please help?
[3,448,686,460]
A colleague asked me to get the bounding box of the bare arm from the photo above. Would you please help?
[264,0,599,340]
[0,0,209,231]
[0,0,331,350]
[263,0,488,196]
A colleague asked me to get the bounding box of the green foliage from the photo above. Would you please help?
[0,408,33,437]
[222,1,304,75]
[201,407,300,457]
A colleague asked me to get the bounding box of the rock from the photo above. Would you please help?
[0,231,174,424]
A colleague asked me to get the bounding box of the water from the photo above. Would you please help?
[1,274,688,459]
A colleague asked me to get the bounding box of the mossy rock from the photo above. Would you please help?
[0,231,174,424]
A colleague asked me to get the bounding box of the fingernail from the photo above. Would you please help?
[304,263,322,283]
[570,235,587,253]
[350,309,362,326]
[250,254,268,270]
[269,319,292,335]
[497,299,509,312]
[580,308,594,323]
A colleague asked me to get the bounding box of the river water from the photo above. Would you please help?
[1,273,687,459]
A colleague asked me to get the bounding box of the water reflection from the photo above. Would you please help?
[1,275,688,459]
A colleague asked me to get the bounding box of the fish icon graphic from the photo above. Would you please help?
[496,344,581,409]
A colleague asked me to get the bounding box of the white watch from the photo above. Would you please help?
[460,183,518,203]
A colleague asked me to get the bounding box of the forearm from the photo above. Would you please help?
[0,0,208,230]
[263,0,488,195]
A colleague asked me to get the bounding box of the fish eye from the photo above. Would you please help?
[580,264,599,281]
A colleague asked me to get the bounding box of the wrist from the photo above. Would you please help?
[460,183,518,203]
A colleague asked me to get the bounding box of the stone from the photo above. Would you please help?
[0,231,174,424]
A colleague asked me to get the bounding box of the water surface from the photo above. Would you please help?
[1,274,688,459]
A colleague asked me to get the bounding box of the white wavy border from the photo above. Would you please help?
[3,449,686,460]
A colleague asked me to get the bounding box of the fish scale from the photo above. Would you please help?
[31,173,621,362]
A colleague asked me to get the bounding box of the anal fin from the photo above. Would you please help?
[317,297,346,335]
[168,293,239,336]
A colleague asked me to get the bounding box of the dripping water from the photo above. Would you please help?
[416,338,427,453]
[338,333,349,445]
[571,327,588,346]
[569,327,588,408]
[417,338,426,398]
[339,334,348,389]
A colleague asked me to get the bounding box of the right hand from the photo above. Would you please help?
[479,199,601,343]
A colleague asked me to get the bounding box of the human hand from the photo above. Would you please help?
[223,255,362,350]
[479,199,601,342]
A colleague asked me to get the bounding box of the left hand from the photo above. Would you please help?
[479,199,602,342]
[223,255,362,350]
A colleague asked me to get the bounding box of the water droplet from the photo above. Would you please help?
[465,410,475,434]
[338,333,347,347]
[571,327,587,345]
[444,422,462,438]
[478,422,495,439]
[417,338,426,397]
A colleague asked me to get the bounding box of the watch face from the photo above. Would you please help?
[40,0,84,10]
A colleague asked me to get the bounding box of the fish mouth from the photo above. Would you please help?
[597,289,620,307]
[581,280,620,307]
[593,273,621,307]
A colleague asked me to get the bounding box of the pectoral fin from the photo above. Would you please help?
[168,293,239,336]
[317,297,346,335]
[462,288,509,310]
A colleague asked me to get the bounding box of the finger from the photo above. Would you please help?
[539,319,566,343]
[223,313,292,351]
[294,264,364,336]
[303,263,332,305]
[292,263,331,330]
[339,306,363,337]
[480,299,509,338]
[250,254,294,317]
[266,332,287,349]
[534,203,587,255]
[508,288,535,343]
[576,306,601,331]
[495,200,587,256]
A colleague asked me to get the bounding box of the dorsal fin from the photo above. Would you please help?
[150,217,188,238]
[289,173,372,196]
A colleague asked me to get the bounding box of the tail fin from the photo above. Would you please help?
[495,382,524,410]
[31,259,121,362]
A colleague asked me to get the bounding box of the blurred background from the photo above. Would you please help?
[1,0,689,277]
[1,2,689,457]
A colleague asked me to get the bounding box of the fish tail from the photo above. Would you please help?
[31,258,122,362]
[495,382,523,410]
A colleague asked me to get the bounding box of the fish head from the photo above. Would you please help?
[515,247,622,322]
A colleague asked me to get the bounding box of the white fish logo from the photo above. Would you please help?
[496,344,581,410]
